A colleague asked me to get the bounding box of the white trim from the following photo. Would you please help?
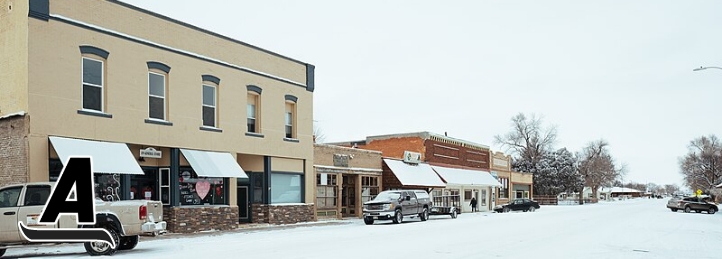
[0,111,26,120]
[53,14,306,88]
[434,154,459,160]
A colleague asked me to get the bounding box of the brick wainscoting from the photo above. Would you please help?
[0,114,29,187]
[163,206,239,233]
[251,204,316,224]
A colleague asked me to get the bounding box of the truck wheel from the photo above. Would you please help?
[118,235,139,250]
[84,227,120,256]
[420,208,429,221]
[684,206,691,213]
[451,209,458,219]
[363,217,374,225]
[392,210,403,224]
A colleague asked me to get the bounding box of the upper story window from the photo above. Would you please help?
[202,75,220,128]
[147,62,171,121]
[80,46,109,113]
[284,95,298,139]
[247,85,262,134]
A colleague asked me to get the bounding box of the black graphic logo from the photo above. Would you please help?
[18,156,115,248]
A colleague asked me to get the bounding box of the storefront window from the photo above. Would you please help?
[251,173,264,203]
[179,168,226,205]
[464,190,473,200]
[95,174,121,201]
[361,176,379,202]
[480,189,487,206]
[316,173,337,209]
[271,173,302,204]
[130,168,157,201]
[498,177,509,199]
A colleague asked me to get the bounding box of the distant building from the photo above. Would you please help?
[328,131,503,212]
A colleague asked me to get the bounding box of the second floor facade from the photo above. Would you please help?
[1,0,315,157]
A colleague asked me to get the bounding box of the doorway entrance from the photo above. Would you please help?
[341,175,356,217]
[237,186,249,223]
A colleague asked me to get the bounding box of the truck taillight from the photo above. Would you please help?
[139,205,147,220]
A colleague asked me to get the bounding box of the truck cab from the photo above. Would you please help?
[362,190,432,225]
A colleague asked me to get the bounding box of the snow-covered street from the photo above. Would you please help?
[5,198,721,259]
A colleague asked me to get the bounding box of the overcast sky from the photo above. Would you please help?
[123,0,722,189]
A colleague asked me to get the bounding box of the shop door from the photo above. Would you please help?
[341,175,356,217]
[237,186,249,223]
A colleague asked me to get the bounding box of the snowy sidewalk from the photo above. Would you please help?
[141,218,354,241]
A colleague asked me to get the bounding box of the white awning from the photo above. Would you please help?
[49,136,143,175]
[180,149,248,178]
[432,166,502,187]
[383,159,445,188]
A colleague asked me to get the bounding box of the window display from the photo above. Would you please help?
[179,168,226,205]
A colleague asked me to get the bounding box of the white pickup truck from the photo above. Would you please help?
[0,182,167,257]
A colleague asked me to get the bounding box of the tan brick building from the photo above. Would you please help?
[313,144,382,218]
[0,0,316,233]
[490,151,534,204]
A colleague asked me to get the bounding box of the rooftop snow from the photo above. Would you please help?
[383,159,446,188]
[431,166,502,187]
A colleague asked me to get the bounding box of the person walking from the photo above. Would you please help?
[470,197,478,212]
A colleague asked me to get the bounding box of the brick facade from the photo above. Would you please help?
[425,139,490,170]
[353,136,426,160]
[0,115,29,186]
[251,204,315,224]
[163,206,239,234]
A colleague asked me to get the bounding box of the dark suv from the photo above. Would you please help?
[667,196,718,214]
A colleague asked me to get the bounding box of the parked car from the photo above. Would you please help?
[0,182,167,257]
[362,190,432,225]
[666,195,718,214]
[494,198,540,213]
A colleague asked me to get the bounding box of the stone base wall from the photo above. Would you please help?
[0,114,29,187]
[163,206,238,233]
[251,204,316,225]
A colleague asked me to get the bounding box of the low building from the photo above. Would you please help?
[431,165,501,212]
[490,151,534,202]
[328,131,500,211]
[598,187,644,199]
[313,144,382,219]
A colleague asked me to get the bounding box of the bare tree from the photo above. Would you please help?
[663,184,680,195]
[313,121,327,143]
[577,139,623,199]
[494,113,558,167]
[679,135,722,192]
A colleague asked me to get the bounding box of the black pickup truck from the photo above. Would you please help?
[362,190,432,225]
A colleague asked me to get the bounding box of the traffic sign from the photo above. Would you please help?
[696,189,703,196]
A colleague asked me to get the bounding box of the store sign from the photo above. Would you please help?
[333,154,349,167]
[403,151,422,164]
[140,147,162,158]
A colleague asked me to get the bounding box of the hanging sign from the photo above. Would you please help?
[140,147,162,158]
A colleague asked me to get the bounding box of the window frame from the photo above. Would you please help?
[81,56,105,113]
[285,102,296,139]
[202,83,218,128]
[247,93,260,133]
[148,71,167,121]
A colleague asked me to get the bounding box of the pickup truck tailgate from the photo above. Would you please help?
[145,201,164,222]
